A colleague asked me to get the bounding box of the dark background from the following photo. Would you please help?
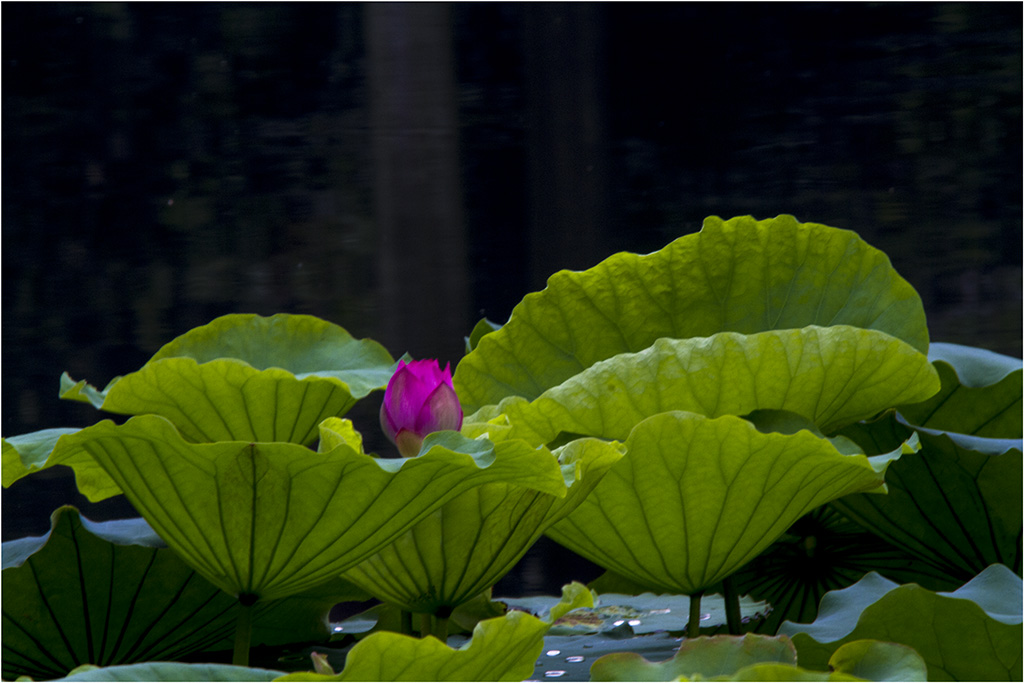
[3,3,1021,590]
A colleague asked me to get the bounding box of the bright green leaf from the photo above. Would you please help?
[341,438,623,614]
[318,418,365,454]
[546,411,898,596]
[779,565,1023,680]
[50,416,571,602]
[479,326,938,445]
[455,215,929,412]
[1,428,119,498]
[589,633,797,681]
[59,314,396,445]
[276,610,550,682]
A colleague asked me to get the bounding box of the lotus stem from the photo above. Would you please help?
[434,615,449,643]
[722,576,742,635]
[420,612,433,638]
[687,589,703,639]
[233,594,257,667]
[400,609,413,635]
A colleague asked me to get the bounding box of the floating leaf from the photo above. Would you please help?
[54,662,284,681]
[898,342,1022,438]
[1,507,366,681]
[589,633,797,681]
[276,610,550,682]
[779,565,1023,680]
[589,634,925,682]
[545,411,898,596]
[341,438,623,614]
[455,215,929,412]
[477,326,939,445]
[59,314,396,445]
[827,640,927,682]
[51,416,570,602]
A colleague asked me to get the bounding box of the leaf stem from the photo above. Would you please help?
[434,616,449,643]
[722,576,742,635]
[687,589,703,639]
[400,609,413,636]
[233,595,257,667]
[419,612,433,638]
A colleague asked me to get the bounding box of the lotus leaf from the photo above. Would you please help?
[779,565,1023,680]
[59,313,396,445]
[1,427,122,502]
[474,326,939,445]
[899,342,1022,437]
[836,415,1022,581]
[545,411,900,595]
[455,215,929,412]
[1,507,368,681]
[276,609,550,682]
[342,438,623,614]
[50,415,569,602]
[53,662,285,681]
[590,634,926,682]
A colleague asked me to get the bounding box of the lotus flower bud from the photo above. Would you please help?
[379,359,464,458]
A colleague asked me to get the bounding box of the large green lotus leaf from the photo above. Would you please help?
[1,428,125,502]
[545,411,899,596]
[52,415,569,602]
[59,314,396,445]
[341,437,624,614]
[835,412,1022,581]
[779,565,1023,681]
[589,633,798,681]
[54,662,285,681]
[276,610,550,682]
[454,215,929,412]
[896,342,1022,438]
[1,507,368,681]
[476,326,938,446]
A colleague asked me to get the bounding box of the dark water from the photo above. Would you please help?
[3,3,1021,592]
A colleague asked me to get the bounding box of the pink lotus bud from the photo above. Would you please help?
[379,359,464,458]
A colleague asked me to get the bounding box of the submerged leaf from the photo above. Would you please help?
[455,215,929,411]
